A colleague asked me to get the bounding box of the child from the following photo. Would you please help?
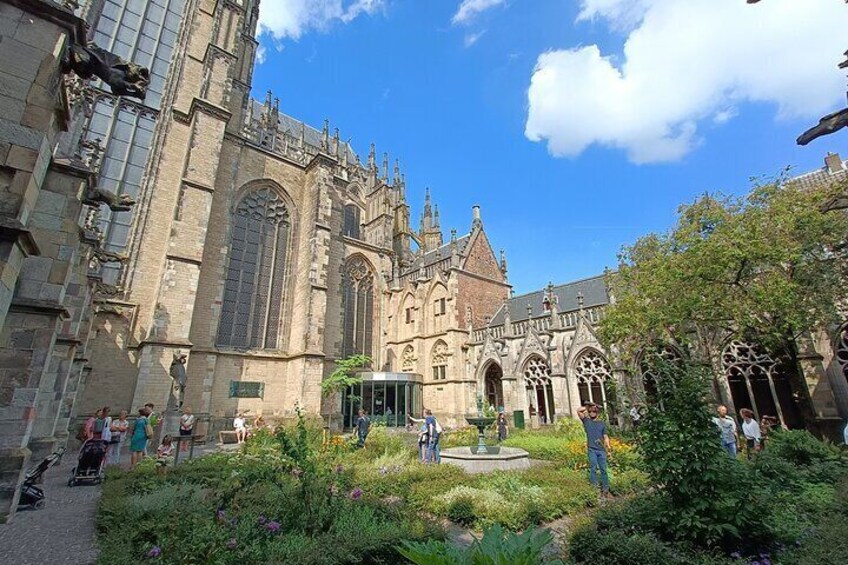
[156,435,174,473]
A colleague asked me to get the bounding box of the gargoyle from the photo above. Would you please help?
[797,108,848,146]
[63,42,150,101]
[83,185,136,212]
[94,281,123,297]
[93,247,129,264]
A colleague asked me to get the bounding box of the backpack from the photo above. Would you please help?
[94,418,105,433]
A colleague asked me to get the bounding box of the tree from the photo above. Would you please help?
[599,173,848,426]
[320,354,371,399]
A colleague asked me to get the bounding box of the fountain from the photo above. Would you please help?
[440,394,530,473]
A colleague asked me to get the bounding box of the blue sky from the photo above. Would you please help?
[252,0,848,295]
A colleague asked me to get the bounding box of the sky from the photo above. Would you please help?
[251,0,848,295]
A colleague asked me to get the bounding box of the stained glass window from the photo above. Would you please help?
[217,188,290,349]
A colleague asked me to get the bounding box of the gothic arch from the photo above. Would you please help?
[397,291,417,340]
[523,355,555,424]
[636,344,684,408]
[834,323,848,384]
[401,344,416,372]
[721,340,803,429]
[572,348,614,414]
[431,340,449,381]
[482,360,504,410]
[216,185,293,350]
[341,255,376,358]
[425,280,449,334]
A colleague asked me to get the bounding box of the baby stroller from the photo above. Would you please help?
[18,447,65,509]
[68,439,107,486]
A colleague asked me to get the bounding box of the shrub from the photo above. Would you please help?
[446,495,476,526]
[399,524,564,565]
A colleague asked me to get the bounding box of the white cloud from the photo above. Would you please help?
[525,0,848,164]
[464,30,486,47]
[452,0,505,25]
[256,44,268,64]
[257,0,384,42]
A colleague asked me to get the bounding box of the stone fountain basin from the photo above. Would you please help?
[440,446,531,474]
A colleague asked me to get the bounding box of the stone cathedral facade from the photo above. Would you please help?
[3,0,848,523]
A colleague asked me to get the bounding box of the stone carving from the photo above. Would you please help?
[797,108,848,146]
[63,43,150,101]
[93,281,122,297]
[169,352,188,407]
[93,248,129,263]
[83,186,137,211]
[401,345,416,372]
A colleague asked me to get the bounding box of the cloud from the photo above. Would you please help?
[257,0,385,42]
[525,0,848,164]
[256,44,268,64]
[452,0,505,25]
[464,30,486,47]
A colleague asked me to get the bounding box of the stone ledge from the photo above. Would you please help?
[0,218,40,256]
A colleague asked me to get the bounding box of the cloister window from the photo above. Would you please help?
[432,340,448,380]
[638,345,682,409]
[574,350,613,413]
[524,357,555,424]
[722,340,803,429]
[217,188,290,349]
[401,345,416,372]
[434,298,446,316]
[343,204,361,239]
[342,257,374,358]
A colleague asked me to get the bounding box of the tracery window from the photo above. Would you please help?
[524,356,555,424]
[343,205,361,239]
[342,257,374,358]
[639,345,682,408]
[432,340,448,380]
[401,345,416,372]
[217,188,290,349]
[722,340,802,428]
[837,325,848,385]
[574,350,613,411]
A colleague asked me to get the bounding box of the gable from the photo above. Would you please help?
[461,230,503,281]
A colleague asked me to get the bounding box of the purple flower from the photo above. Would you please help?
[334,464,344,474]
[731,552,741,559]
[257,515,267,525]
[226,538,238,549]
[146,546,162,558]
[216,509,226,521]
[349,488,363,500]
[265,520,281,533]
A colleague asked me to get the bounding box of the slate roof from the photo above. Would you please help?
[489,274,609,325]
[401,234,471,275]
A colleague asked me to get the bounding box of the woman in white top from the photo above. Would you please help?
[108,410,129,465]
[234,413,246,444]
[740,408,761,459]
[100,406,113,443]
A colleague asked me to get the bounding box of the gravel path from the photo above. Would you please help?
[0,459,101,565]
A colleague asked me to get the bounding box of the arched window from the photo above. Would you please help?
[574,350,613,412]
[217,188,290,349]
[638,345,682,408]
[524,356,555,424]
[401,345,416,372]
[343,204,361,239]
[432,340,448,380]
[342,257,374,358]
[722,340,803,429]
[836,324,848,385]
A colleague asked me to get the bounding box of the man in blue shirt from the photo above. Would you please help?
[577,403,611,497]
[355,409,371,448]
[424,409,441,464]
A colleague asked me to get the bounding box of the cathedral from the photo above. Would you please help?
[1,0,847,521]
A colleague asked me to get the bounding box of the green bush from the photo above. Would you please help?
[446,495,476,526]
[399,524,564,565]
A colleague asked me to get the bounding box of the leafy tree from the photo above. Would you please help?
[320,354,371,398]
[599,173,848,425]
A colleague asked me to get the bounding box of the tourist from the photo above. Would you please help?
[130,407,151,467]
[179,407,195,452]
[713,405,739,458]
[234,412,247,444]
[108,410,129,465]
[253,411,266,430]
[408,415,428,461]
[740,408,761,459]
[844,418,848,447]
[577,403,611,498]
[760,415,779,450]
[83,409,100,442]
[629,404,642,429]
[100,407,113,449]
[497,411,509,442]
[144,402,158,455]
[156,435,174,474]
[355,409,371,448]
[93,407,109,440]
[425,409,442,463]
